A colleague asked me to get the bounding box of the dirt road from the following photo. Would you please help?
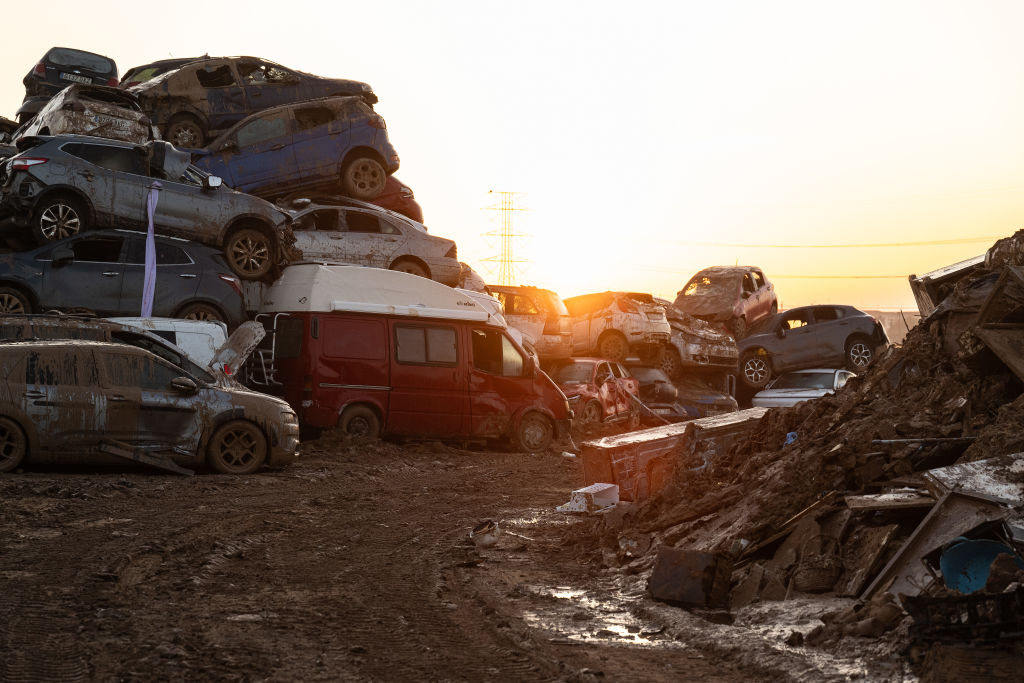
[0,437,892,681]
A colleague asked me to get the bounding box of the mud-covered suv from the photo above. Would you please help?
[0,135,296,280]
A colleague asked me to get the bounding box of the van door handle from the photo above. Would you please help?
[179,273,198,278]
[101,271,120,277]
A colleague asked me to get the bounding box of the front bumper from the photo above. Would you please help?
[266,414,301,467]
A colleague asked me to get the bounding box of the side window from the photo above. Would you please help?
[295,107,333,132]
[511,295,539,315]
[307,210,340,231]
[494,292,510,313]
[751,271,765,289]
[742,274,756,293]
[782,310,812,330]
[236,113,289,148]
[196,65,235,88]
[71,236,124,263]
[471,329,524,377]
[67,143,147,175]
[25,350,98,385]
[346,212,382,233]
[125,239,193,265]
[395,325,457,365]
[611,363,628,379]
[103,352,182,391]
[813,306,840,322]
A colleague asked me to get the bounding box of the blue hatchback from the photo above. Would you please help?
[190,96,399,202]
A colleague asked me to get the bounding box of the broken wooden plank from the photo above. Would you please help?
[100,440,194,476]
[971,327,1024,384]
[836,524,899,596]
[844,490,936,511]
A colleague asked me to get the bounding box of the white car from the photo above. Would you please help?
[751,368,855,408]
[287,199,461,286]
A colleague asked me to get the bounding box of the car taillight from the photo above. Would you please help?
[33,63,45,76]
[369,115,386,129]
[218,273,244,298]
[106,77,119,87]
[617,297,639,314]
[11,158,48,171]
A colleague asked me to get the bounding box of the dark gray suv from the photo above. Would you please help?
[0,229,247,328]
[0,135,296,280]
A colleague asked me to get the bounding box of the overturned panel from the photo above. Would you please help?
[970,327,1024,383]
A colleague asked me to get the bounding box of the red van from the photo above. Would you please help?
[254,264,572,451]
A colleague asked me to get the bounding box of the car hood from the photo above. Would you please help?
[671,295,734,319]
[210,321,265,376]
[752,387,831,407]
[665,305,735,341]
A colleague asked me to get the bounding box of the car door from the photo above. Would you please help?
[468,327,531,438]
[807,306,851,363]
[39,233,129,314]
[97,346,204,452]
[61,141,149,228]
[118,235,202,317]
[594,361,623,419]
[291,103,345,181]
[295,208,404,267]
[771,308,820,371]
[19,346,105,456]
[388,322,469,437]
[219,108,297,194]
[191,61,249,131]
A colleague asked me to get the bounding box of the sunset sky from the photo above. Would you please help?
[2,0,1019,311]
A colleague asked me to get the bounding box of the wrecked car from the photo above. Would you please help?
[20,47,120,124]
[653,297,739,379]
[0,339,298,475]
[285,199,459,285]
[673,266,777,339]
[738,304,889,388]
[16,85,157,144]
[751,368,855,408]
[551,358,640,426]
[621,361,689,423]
[190,96,398,201]
[370,176,423,222]
[130,56,376,147]
[0,229,247,327]
[489,285,573,361]
[563,291,670,362]
[119,57,204,89]
[0,136,296,280]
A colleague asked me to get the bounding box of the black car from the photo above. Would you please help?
[0,135,295,280]
[737,305,889,389]
[0,229,247,328]
[20,47,119,123]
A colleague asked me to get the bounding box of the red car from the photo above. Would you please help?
[551,358,640,426]
[368,176,423,223]
[672,266,777,339]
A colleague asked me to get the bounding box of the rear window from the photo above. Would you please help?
[64,142,147,175]
[324,319,385,360]
[45,48,115,75]
[196,64,235,88]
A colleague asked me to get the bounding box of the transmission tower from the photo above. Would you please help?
[481,191,528,286]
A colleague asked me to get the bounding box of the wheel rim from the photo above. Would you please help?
[229,234,270,276]
[182,306,221,322]
[0,293,26,314]
[347,416,373,437]
[39,202,81,240]
[744,357,769,384]
[660,351,680,377]
[600,336,628,360]
[171,124,201,147]
[214,426,260,472]
[346,160,385,196]
[519,416,552,451]
[849,343,872,368]
[0,418,26,470]
[582,402,601,424]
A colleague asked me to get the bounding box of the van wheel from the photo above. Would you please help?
[514,412,553,452]
[176,302,225,322]
[341,156,387,199]
[206,420,266,474]
[225,227,274,280]
[33,195,86,243]
[0,287,32,315]
[597,331,629,361]
[339,405,380,441]
[0,416,27,473]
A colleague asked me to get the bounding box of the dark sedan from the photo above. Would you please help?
[737,305,889,388]
[20,47,120,124]
[0,230,247,328]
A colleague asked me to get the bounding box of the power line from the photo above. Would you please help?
[660,236,1001,248]
[640,266,908,279]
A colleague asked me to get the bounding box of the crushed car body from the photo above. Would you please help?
[551,358,640,426]
[489,285,573,361]
[16,85,157,144]
[654,297,738,378]
[563,291,670,362]
[672,265,777,338]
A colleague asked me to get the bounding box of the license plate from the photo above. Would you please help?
[60,72,92,84]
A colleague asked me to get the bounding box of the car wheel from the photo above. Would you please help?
[206,420,266,475]
[341,156,387,200]
[165,115,205,147]
[389,258,430,279]
[33,195,86,243]
[660,348,683,379]
[225,227,274,280]
[581,400,602,425]
[846,335,874,370]
[0,287,32,315]
[740,350,772,388]
[176,302,225,323]
[513,412,554,452]
[597,332,629,361]
[339,405,380,441]
[0,416,27,473]
[730,316,748,340]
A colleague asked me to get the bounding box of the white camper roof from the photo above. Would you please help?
[259,264,500,323]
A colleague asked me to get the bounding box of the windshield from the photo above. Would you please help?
[627,366,665,383]
[555,362,593,385]
[771,372,835,390]
[678,274,741,299]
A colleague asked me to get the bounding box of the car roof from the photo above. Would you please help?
[693,266,762,276]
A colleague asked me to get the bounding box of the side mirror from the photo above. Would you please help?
[52,246,74,267]
[203,175,222,190]
[776,326,787,339]
[170,376,198,394]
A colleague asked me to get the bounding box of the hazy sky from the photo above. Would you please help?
[3,0,1019,310]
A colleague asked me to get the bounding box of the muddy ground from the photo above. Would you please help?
[0,435,908,682]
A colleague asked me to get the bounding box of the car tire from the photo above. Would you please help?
[730,316,748,340]
[389,258,430,279]
[32,195,86,244]
[0,287,32,315]
[224,227,275,280]
[0,416,27,473]
[206,420,266,475]
[596,331,629,361]
[581,400,602,425]
[845,335,874,371]
[338,405,380,441]
[165,115,205,148]
[660,348,683,379]
[740,350,772,389]
[513,411,554,452]
[176,302,225,323]
[341,156,387,200]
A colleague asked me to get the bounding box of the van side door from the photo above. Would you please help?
[388,322,469,437]
[468,327,535,439]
